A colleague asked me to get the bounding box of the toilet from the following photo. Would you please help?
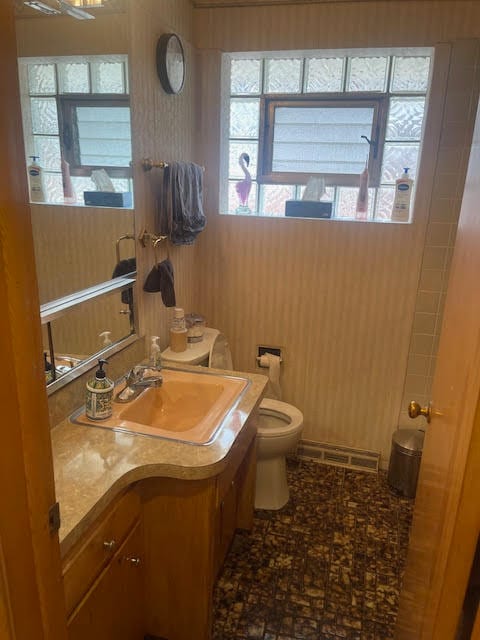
[162,327,304,510]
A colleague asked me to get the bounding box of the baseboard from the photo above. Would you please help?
[297,439,380,473]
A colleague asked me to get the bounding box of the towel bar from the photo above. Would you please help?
[141,158,169,171]
[141,158,205,172]
[116,234,135,262]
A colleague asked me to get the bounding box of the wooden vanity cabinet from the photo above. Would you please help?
[142,419,257,640]
[67,521,144,640]
[63,490,144,640]
[61,417,257,640]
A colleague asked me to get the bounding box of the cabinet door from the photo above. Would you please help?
[68,521,144,640]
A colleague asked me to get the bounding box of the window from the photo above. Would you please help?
[58,96,131,178]
[18,55,132,205]
[222,49,432,220]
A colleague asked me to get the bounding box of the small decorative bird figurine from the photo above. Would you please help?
[235,152,252,213]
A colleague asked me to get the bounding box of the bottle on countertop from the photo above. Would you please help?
[355,158,369,220]
[44,352,53,384]
[27,156,45,203]
[170,308,188,353]
[61,158,76,204]
[391,167,414,222]
[85,359,114,420]
[150,335,162,369]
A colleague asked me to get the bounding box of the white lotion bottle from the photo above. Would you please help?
[27,155,45,203]
[391,167,414,222]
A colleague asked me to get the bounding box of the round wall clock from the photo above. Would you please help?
[156,33,185,95]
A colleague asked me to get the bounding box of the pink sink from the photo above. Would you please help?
[73,368,249,445]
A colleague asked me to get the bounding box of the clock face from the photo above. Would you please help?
[156,34,185,95]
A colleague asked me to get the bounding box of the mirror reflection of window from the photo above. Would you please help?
[18,54,133,207]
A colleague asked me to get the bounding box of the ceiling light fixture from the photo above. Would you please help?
[58,0,95,19]
[23,1,61,15]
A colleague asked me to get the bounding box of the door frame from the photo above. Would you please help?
[0,2,67,638]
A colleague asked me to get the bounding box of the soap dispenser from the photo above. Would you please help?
[85,359,114,420]
[150,336,162,369]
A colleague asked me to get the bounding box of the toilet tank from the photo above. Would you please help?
[161,327,221,367]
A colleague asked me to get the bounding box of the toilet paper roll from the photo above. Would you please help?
[260,353,282,400]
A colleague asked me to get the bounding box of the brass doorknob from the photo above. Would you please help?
[123,556,141,566]
[408,400,431,423]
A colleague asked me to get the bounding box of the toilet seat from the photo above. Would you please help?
[258,399,303,438]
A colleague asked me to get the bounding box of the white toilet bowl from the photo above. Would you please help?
[255,398,304,510]
[162,328,304,510]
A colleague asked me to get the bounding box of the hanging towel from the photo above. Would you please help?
[158,162,206,245]
[112,257,136,305]
[143,258,176,307]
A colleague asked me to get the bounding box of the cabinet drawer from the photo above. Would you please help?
[67,521,144,640]
[63,490,141,615]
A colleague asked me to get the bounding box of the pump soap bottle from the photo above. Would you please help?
[150,336,162,368]
[27,156,45,203]
[391,167,414,222]
[85,359,114,420]
[170,308,188,353]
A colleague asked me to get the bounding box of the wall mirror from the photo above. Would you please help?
[15,2,138,391]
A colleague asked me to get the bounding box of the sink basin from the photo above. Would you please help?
[72,368,249,444]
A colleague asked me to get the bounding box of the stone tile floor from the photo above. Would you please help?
[212,457,414,640]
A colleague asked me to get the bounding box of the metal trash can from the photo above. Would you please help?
[387,428,424,498]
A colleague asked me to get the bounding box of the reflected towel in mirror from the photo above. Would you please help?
[143,258,176,307]
[112,257,136,305]
[158,162,206,245]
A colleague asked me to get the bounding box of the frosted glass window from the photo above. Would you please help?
[28,64,56,94]
[271,106,375,174]
[33,135,61,171]
[58,63,90,93]
[305,58,344,93]
[76,106,132,167]
[230,99,260,138]
[30,98,59,134]
[259,184,296,216]
[375,186,395,221]
[265,59,302,94]
[391,56,431,93]
[347,57,388,92]
[386,98,426,140]
[336,187,374,218]
[42,172,64,203]
[231,59,261,95]
[91,62,125,93]
[229,141,258,179]
[381,143,419,183]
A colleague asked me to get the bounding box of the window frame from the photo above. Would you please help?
[258,93,389,188]
[57,93,132,179]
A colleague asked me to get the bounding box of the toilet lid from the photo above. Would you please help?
[257,398,303,438]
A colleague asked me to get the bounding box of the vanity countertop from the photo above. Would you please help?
[51,366,267,556]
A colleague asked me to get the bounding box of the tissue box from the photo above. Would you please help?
[285,200,332,218]
[83,191,133,208]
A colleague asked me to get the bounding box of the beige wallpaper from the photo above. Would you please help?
[127,0,199,349]
[192,1,480,465]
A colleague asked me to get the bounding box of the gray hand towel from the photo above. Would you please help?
[158,162,206,245]
[143,258,176,307]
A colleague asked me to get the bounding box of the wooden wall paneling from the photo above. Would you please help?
[128,0,199,350]
[193,1,480,51]
[0,2,67,638]
[194,28,451,465]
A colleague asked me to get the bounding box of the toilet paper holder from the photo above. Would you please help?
[256,346,283,367]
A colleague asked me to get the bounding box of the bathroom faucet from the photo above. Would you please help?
[115,365,163,403]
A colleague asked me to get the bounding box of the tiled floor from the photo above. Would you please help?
[213,457,414,640]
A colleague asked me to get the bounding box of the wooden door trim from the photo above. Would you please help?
[0,3,67,639]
